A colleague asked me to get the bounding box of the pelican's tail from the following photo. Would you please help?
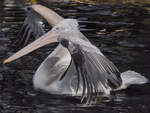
[118,70,148,90]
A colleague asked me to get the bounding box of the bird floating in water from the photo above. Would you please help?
[3,4,148,104]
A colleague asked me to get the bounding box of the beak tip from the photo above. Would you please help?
[3,60,8,64]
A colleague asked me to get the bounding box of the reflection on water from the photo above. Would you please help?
[0,0,150,113]
[73,0,150,4]
[40,0,150,4]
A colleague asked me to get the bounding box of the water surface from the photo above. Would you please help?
[0,0,150,113]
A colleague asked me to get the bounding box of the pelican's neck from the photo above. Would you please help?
[31,4,64,26]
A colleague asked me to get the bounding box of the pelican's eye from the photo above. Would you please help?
[55,27,60,30]
[55,26,65,33]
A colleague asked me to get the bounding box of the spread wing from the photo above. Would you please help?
[59,37,122,104]
[14,7,49,47]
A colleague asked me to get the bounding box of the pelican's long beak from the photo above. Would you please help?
[3,30,58,64]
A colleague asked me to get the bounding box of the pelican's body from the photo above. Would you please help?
[4,5,148,104]
[33,44,74,95]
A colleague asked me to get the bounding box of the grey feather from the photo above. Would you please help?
[14,7,47,46]
[59,37,122,104]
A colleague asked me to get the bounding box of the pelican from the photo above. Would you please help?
[4,5,148,104]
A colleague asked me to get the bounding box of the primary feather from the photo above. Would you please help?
[59,37,122,104]
[14,7,47,46]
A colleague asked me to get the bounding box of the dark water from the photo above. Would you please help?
[0,0,150,113]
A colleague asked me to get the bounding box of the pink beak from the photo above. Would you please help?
[3,30,58,64]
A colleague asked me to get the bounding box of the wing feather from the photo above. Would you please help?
[59,37,122,104]
[14,7,48,47]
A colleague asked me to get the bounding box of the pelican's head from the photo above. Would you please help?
[3,19,80,64]
[51,19,79,37]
